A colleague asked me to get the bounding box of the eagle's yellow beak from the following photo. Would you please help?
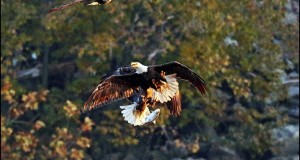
[131,62,139,68]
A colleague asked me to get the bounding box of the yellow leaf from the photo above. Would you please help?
[76,137,91,148]
[70,148,84,160]
[34,120,46,130]
[81,117,94,132]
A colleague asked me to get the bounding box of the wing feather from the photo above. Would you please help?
[83,74,142,112]
[48,0,83,13]
[150,61,207,95]
[166,91,182,116]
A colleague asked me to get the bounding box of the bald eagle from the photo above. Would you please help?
[48,0,112,13]
[82,61,206,126]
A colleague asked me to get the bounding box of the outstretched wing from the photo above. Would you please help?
[83,74,142,112]
[48,0,83,13]
[166,91,182,116]
[150,61,207,95]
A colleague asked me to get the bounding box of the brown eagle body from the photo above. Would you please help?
[82,61,207,126]
[48,0,112,13]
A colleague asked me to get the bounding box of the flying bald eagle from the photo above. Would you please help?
[48,0,112,13]
[82,61,207,126]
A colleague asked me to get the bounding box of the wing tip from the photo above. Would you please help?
[82,98,100,114]
[198,84,207,95]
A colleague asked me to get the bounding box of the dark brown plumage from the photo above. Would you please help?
[166,91,182,117]
[83,71,144,112]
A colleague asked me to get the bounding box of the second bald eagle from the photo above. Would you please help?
[82,61,207,126]
[48,0,112,13]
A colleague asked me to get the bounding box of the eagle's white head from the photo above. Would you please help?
[87,0,112,5]
[153,109,160,115]
[144,108,160,125]
[131,62,148,74]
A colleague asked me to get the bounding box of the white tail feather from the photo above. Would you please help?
[120,102,150,126]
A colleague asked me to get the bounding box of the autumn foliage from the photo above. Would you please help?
[1,0,299,159]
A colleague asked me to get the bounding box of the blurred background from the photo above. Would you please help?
[1,0,299,159]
